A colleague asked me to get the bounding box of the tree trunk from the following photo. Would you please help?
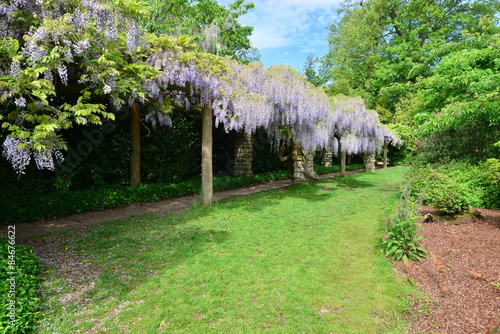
[233,130,253,177]
[201,102,213,206]
[383,137,388,168]
[339,150,346,175]
[129,102,141,187]
[304,151,319,181]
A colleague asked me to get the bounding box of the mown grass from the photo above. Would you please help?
[37,166,416,333]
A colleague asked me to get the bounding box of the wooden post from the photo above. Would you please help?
[130,102,141,187]
[340,150,346,175]
[201,102,213,206]
[383,137,388,168]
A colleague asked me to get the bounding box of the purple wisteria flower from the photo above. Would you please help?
[14,97,26,108]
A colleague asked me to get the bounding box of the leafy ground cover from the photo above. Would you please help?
[28,166,417,333]
[0,237,41,333]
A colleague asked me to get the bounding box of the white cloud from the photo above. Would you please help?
[218,0,343,69]
[231,0,342,51]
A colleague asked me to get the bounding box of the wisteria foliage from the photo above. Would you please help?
[0,0,153,172]
[1,0,394,174]
[329,96,401,156]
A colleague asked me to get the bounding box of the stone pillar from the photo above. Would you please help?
[233,131,253,177]
[321,149,333,166]
[363,153,376,172]
[291,142,308,184]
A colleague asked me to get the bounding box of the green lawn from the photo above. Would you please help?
[38,166,417,333]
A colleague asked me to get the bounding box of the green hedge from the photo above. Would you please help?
[1,164,364,224]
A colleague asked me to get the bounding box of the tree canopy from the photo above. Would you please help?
[144,0,258,61]
[322,0,500,117]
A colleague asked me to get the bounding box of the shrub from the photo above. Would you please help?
[0,237,41,333]
[483,158,500,208]
[380,187,427,263]
[314,163,364,175]
[404,162,487,214]
[424,173,472,215]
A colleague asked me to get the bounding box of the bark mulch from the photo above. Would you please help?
[393,206,500,334]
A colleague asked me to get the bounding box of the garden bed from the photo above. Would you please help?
[394,206,500,333]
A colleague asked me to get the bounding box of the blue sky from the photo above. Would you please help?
[219,0,343,73]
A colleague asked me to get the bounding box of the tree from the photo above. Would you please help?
[400,16,500,162]
[144,0,256,61]
[327,95,400,174]
[142,0,257,189]
[322,0,500,116]
[302,54,324,87]
[0,0,159,175]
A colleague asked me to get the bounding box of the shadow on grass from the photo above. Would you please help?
[320,173,375,190]
[214,172,377,214]
[69,211,231,298]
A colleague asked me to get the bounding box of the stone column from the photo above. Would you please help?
[363,153,376,172]
[233,131,253,177]
[321,149,333,166]
[291,142,308,184]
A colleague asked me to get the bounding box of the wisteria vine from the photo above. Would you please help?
[0,0,396,175]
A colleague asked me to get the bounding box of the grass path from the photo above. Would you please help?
[39,166,416,333]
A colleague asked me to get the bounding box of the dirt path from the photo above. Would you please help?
[0,170,360,239]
